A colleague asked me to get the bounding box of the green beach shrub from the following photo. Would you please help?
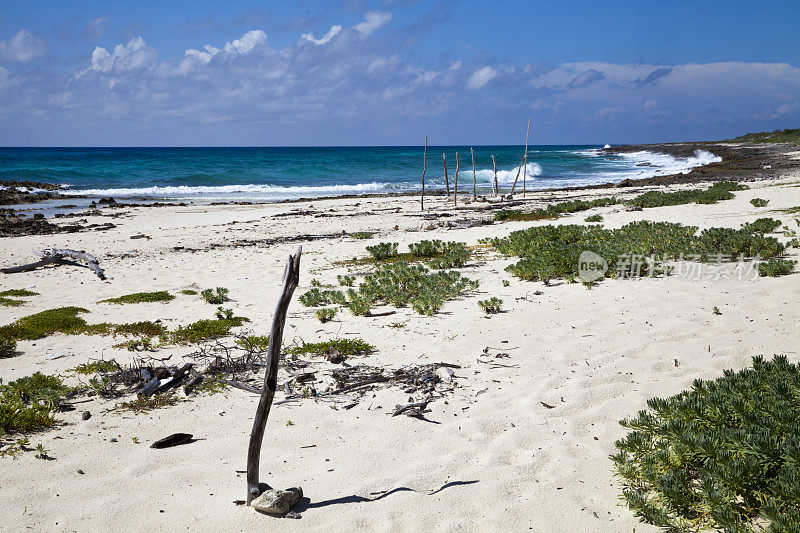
[759,259,797,277]
[0,289,38,307]
[0,307,92,341]
[346,290,372,316]
[298,288,346,307]
[337,274,355,287]
[494,197,617,222]
[750,198,770,207]
[427,242,471,269]
[288,338,374,357]
[366,242,399,260]
[169,318,243,344]
[489,220,786,284]
[348,231,375,239]
[316,308,337,323]
[70,360,120,375]
[179,289,198,295]
[741,217,782,234]
[584,214,603,223]
[478,297,503,314]
[611,355,800,531]
[201,287,229,305]
[0,336,16,358]
[235,335,270,352]
[626,182,747,208]
[409,239,444,258]
[99,291,175,304]
[1,372,71,434]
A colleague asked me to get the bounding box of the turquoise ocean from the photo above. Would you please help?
[0,146,721,203]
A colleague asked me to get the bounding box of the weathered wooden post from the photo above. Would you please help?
[471,147,476,201]
[247,246,302,506]
[454,152,459,207]
[443,153,450,197]
[420,135,427,211]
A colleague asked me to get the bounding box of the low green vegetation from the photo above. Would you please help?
[347,262,478,316]
[612,355,800,530]
[337,274,355,286]
[750,198,770,207]
[0,336,16,358]
[489,220,786,283]
[626,181,747,208]
[348,231,376,239]
[726,128,800,144]
[110,321,167,337]
[169,318,244,344]
[759,258,797,277]
[235,335,270,352]
[495,197,618,222]
[201,287,229,304]
[117,393,180,413]
[741,217,782,234]
[366,242,399,260]
[70,360,121,375]
[0,289,38,307]
[288,338,374,357]
[478,297,503,314]
[99,291,175,304]
[299,288,347,307]
[1,372,71,435]
[584,214,603,223]
[179,289,198,295]
[316,308,337,323]
[0,307,93,340]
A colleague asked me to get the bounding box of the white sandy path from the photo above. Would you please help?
[0,177,799,532]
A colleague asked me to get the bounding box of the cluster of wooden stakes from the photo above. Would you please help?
[420,117,533,210]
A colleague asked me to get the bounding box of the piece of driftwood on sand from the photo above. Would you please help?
[1,248,106,280]
[246,246,302,505]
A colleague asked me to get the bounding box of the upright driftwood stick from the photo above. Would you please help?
[246,246,302,505]
[420,135,427,211]
[510,117,531,196]
[471,147,476,201]
[454,152,460,207]
[492,155,498,196]
[522,117,531,197]
[442,153,450,197]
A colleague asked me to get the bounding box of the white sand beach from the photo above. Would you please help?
[1,175,799,532]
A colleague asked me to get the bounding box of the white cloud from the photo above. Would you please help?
[467,65,498,89]
[90,36,157,73]
[0,30,46,62]
[301,25,342,46]
[354,12,392,37]
[184,30,267,66]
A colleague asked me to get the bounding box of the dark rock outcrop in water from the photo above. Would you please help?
[588,142,800,189]
[0,180,78,205]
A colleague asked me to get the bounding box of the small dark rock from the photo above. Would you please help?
[150,433,193,449]
[82,410,91,421]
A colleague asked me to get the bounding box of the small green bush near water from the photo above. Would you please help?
[99,291,175,304]
[1,372,71,435]
[626,181,748,208]
[495,197,617,222]
[366,242,399,260]
[288,338,374,357]
[201,287,229,305]
[612,355,800,531]
[478,297,503,314]
[759,259,797,277]
[169,318,243,344]
[750,198,770,207]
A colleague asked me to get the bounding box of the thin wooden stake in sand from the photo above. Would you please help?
[420,135,428,211]
[443,153,450,197]
[471,147,476,201]
[522,117,531,197]
[246,246,302,505]
[454,152,460,207]
[492,155,497,196]
[510,117,531,196]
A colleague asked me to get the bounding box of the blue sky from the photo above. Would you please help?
[1,0,798,146]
